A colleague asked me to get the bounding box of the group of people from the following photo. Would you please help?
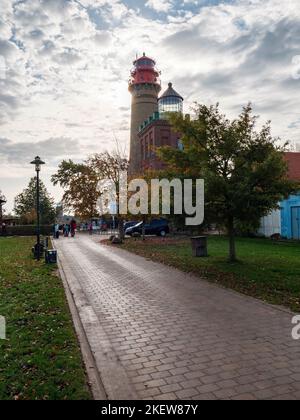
[82,222,94,235]
[53,220,77,239]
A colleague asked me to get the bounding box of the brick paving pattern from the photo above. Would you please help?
[55,234,300,400]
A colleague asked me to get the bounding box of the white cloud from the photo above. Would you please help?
[146,0,173,13]
[78,0,112,6]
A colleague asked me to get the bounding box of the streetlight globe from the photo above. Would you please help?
[30,156,45,172]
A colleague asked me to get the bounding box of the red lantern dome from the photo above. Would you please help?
[129,53,161,87]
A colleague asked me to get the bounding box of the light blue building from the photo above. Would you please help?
[259,195,300,240]
[281,194,300,239]
[259,152,300,239]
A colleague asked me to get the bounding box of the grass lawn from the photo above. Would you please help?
[0,236,91,400]
[118,236,300,312]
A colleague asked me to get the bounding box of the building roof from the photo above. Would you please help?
[138,116,171,136]
[159,82,183,101]
[284,152,300,181]
[133,53,156,66]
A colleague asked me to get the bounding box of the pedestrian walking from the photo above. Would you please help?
[89,222,93,235]
[64,224,70,237]
[70,219,77,238]
[54,223,60,239]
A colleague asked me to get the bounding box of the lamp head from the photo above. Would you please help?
[30,156,45,172]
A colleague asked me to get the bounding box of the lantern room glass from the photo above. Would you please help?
[158,96,183,114]
[137,59,155,67]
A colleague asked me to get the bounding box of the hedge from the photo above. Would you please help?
[1,225,52,237]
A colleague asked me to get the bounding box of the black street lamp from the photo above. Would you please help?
[0,197,7,235]
[30,156,45,260]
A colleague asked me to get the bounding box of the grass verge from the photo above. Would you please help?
[115,236,300,312]
[0,236,91,400]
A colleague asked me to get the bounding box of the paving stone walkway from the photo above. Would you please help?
[55,234,300,400]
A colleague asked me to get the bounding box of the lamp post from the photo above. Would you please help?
[0,197,7,235]
[30,156,45,260]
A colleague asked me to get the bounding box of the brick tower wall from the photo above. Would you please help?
[129,84,160,175]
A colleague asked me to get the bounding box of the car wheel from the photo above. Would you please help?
[160,230,166,237]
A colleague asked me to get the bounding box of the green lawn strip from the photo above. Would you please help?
[0,237,91,400]
[117,236,300,312]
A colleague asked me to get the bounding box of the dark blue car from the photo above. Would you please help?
[123,221,138,231]
[125,219,169,237]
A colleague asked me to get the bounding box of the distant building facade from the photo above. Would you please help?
[128,54,161,175]
[129,55,183,174]
[138,83,183,171]
[259,152,300,239]
[3,217,19,226]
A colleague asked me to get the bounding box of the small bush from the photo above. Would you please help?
[3,225,52,237]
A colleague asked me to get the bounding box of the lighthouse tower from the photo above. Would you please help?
[129,53,161,174]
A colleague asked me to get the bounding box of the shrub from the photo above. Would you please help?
[2,225,52,237]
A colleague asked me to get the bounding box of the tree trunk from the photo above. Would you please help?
[228,216,237,262]
[119,218,124,242]
[142,215,146,241]
[116,183,124,242]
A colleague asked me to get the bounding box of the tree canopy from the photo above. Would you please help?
[52,152,129,220]
[52,160,99,220]
[159,103,298,261]
[14,178,56,225]
[0,190,6,207]
[0,190,7,221]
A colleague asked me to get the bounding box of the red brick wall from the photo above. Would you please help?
[284,152,300,181]
[138,120,181,171]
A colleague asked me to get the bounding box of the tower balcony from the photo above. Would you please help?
[128,76,161,88]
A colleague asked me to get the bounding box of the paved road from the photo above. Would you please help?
[55,234,300,400]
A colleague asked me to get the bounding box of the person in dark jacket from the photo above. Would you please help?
[70,220,77,237]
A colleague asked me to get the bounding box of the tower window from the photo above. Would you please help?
[178,139,184,151]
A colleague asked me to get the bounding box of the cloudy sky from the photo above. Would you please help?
[1,0,300,212]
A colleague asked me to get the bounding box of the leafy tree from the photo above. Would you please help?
[87,151,128,185]
[87,152,129,239]
[0,190,6,201]
[52,160,99,220]
[0,190,7,223]
[14,178,56,225]
[0,190,6,207]
[159,103,298,262]
[52,152,129,236]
